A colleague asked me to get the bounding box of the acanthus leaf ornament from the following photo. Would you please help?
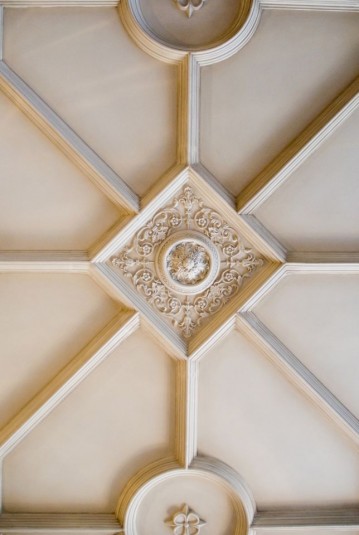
[174,0,207,18]
[165,504,206,535]
[111,185,264,339]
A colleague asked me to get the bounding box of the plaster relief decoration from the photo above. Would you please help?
[111,185,263,338]
[165,504,206,534]
[175,0,207,18]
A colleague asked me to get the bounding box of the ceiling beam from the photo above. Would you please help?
[0,312,139,457]
[175,360,198,468]
[238,312,359,447]
[0,61,139,213]
[261,0,359,10]
[253,508,359,530]
[237,75,359,214]
[0,251,89,273]
[287,252,359,265]
[0,513,122,533]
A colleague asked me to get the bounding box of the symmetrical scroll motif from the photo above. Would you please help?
[174,0,207,18]
[111,186,263,338]
[165,504,206,535]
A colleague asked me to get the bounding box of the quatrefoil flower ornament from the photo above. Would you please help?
[175,0,206,18]
[165,504,206,535]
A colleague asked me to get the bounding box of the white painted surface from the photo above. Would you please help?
[200,9,359,194]
[3,7,177,196]
[0,91,121,250]
[254,273,359,419]
[198,330,359,507]
[255,108,359,251]
[0,274,120,429]
[3,329,175,512]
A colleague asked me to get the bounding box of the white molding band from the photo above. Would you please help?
[0,251,89,272]
[0,61,139,213]
[175,360,198,467]
[238,312,359,446]
[261,0,359,10]
[237,76,359,214]
[0,312,139,458]
[0,513,122,533]
[253,508,359,530]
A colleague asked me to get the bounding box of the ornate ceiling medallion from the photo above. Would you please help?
[111,185,263,339]
[174,0,207,18]
[165,504,206,534]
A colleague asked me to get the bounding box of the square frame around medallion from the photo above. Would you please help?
[105,168,278,356]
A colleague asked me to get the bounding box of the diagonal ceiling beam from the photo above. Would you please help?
[0,513,123,533]
[237,311,359,446]
[0,61,139,213]
[0,311,139,458]
[253,508,359,530]
[237,75,359,214]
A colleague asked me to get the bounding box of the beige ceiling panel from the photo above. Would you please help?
[254,108,359,252]
[0,273,120,429]
[0,91,121,250]
[200,9,359,194]
[198,330,359,508]
[254,273,359,420]
[3,329,175,512]
[3,7,177,196]
[258,531,359,535]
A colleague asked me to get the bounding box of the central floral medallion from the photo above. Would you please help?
[167,242,210,285]
[111,185,264,338]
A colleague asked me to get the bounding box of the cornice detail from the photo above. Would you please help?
[111,185,263,338]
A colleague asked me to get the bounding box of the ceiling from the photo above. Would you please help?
[0,0,359,534]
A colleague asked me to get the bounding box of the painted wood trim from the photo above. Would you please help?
[287,252,359,264]
[175,360,198,467]
[261,0,359,10]
[0,513,122,533]
[0,312,139,457]
[0,6,3,61]
[253,508,359,529]
[0,61,139,213]
[0,251,89,272]
[240,214,287,263]
[237,76,359,214]
[237,312,359,446]
[178,56,200,165]
[0,0,119,5]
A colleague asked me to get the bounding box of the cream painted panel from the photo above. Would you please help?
[4,7,177,196]
[200,10,359,194]
[255,109,359,251]
[0,91,121,250]
[259,531,359,535]
[254,273,359,419]
[3,329,174,512]
[198,330,359,508]
[0,274,120,429]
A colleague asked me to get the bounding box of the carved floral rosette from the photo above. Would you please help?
[111,186,263,338]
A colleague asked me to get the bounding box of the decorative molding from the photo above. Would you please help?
[240,215,287,263]
[0,312,139,458]
[0,6,3,62]
[253,508,359,529]
[0,513,122,533]
[287,252,359,264]
[111,185,264,339]
[165,504,206,534]
[0,61,139,214]
[261,0,359,10]
[175,360,198,467]
[237,76,359,214]
[0,251,89,273]
[116,456,255,535]
[175,0,207,18]
[237,312,359,445]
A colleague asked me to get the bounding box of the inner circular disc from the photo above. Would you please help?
[138,0,241,49]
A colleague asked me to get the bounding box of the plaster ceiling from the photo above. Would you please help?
[0,1,358,535]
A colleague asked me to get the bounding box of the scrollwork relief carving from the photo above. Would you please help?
[111,186,263,338]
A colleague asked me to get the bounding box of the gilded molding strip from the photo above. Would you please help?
[0,513,122,533]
